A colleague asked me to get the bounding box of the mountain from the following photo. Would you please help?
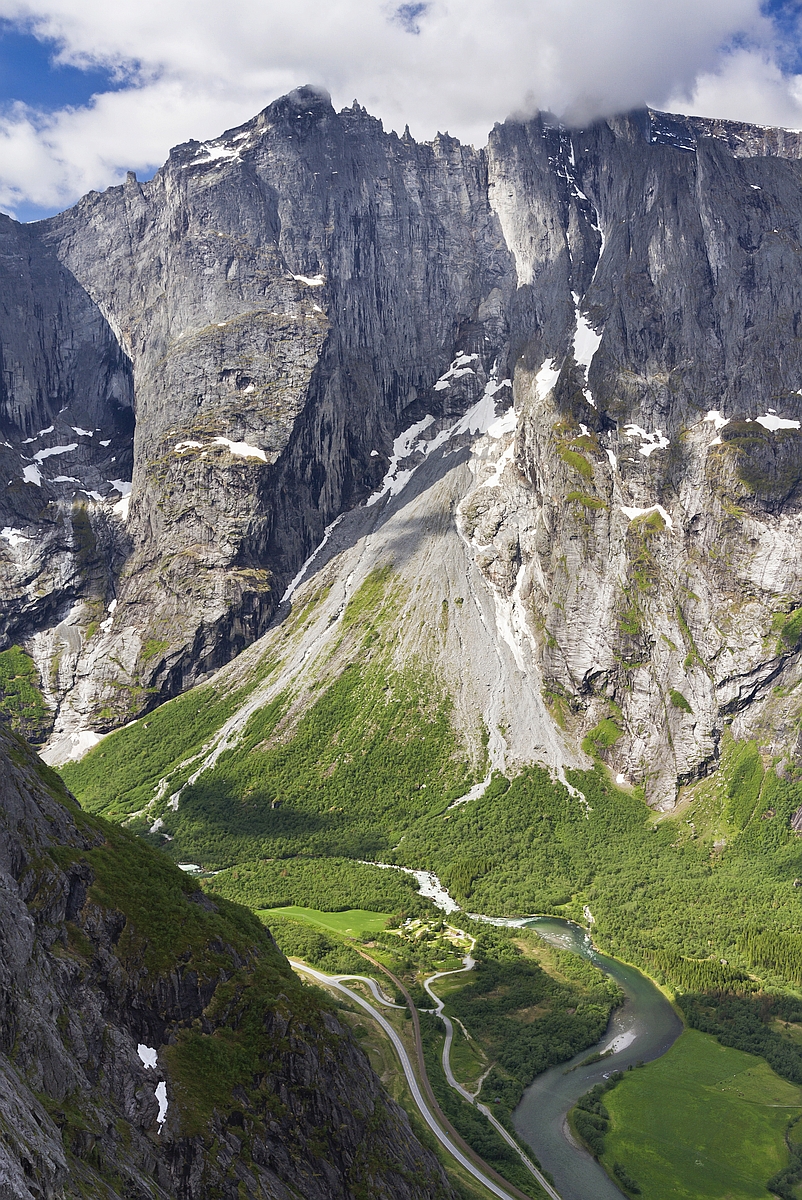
[3,87,802,806]
[0,720,458,1199]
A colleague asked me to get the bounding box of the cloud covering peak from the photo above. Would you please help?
[0,0,800,217]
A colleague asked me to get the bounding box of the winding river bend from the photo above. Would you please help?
[512,918,682,1200]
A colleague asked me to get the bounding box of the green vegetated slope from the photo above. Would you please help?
[587,1030,802,1200]
[63,569,476,865]
[0,645,50,743]
[6,729,459,1199]
[62,567,802,998]
[209,855,430,916]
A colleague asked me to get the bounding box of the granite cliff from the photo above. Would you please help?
[3,88,802,804]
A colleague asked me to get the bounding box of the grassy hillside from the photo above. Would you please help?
[58,567,802,1001]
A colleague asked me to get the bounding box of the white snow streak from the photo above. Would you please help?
[433,353,479,391]
[22,464,42,486]
[21,425,54,443]
[281,513,345,603]
[291,273,326,287]
[535,358,560,401]
[155,1081,168,1128]
[571,292,602,408]
[366,416,435,506]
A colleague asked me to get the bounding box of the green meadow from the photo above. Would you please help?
[257,905,392,938]
[601,1029,802,1199]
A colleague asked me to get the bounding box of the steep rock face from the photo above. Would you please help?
[473,109,802,804]
[2,95,802,801]
[32,86,514,752]
[0,723,457,1200]
[0,214,134,741]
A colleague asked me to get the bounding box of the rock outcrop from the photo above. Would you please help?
[0,721,457,1199]
[3,90,802,802]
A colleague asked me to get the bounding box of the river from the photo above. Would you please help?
[512,917,683,1200]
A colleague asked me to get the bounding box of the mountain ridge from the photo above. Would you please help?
[3,88,802,803]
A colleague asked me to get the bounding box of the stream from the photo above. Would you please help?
[511,917,682,1200]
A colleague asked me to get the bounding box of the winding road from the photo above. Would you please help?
[422,951,562,1200]
[289,959,524,1200]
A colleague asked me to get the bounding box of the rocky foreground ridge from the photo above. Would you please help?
[0,722,456,1199]
[3,88,802,802]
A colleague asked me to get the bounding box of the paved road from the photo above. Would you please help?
[289,959,521,1200]
[423,961,563,1200]
[423,955,477,1102]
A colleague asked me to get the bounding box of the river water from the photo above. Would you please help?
[512,917,683,1200]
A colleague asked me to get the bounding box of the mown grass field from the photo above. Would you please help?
[601,1029,802,1199]
[258,905,392,938]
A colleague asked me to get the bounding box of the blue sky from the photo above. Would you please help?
[0,21,119,111]
[0,0,801,222]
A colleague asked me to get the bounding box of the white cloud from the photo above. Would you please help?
[0,0,799,215]
[665,47,802,130]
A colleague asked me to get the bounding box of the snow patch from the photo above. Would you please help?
[605,448,618,470]
[108,479,132,496]
[212,437,267,461]
[112,495,130,520]
[59,729,104,762]
[755,413,801,432]
[137,1044,158,1070]
[1,527,28,548]
[32,443,77,462]
[189,141,239,165]
[71,426,93,437]
[620,504,673,530]
[433,353,479,391]
[52,476,80,483]
[535,358,560,401]
[99,439,111,447]
[291,273,326,287]
[22,464,42,486]
[99,598,118,633]
[174,440,204,453]
[21,425,54,443]
[623,424,670,457]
